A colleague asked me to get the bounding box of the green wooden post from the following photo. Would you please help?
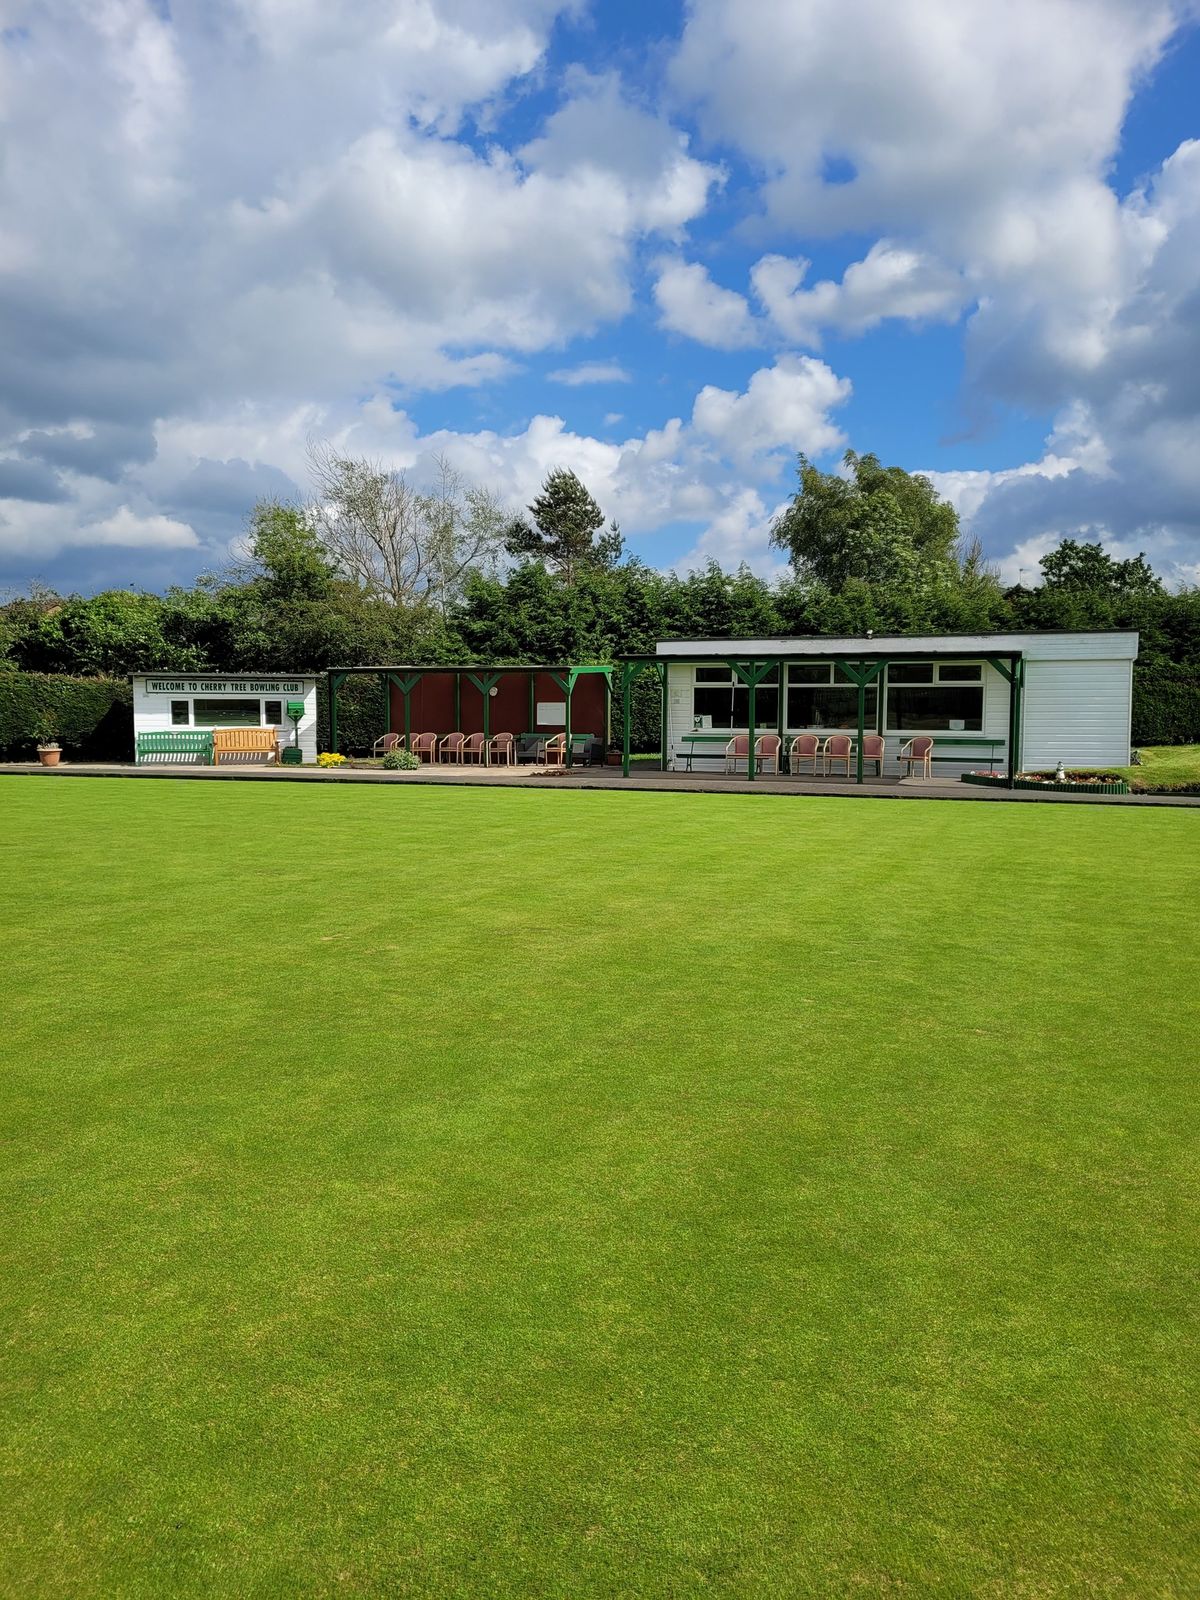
[467,673,502,748]
[328,671,337,754]
[660,663,669,772]
[622,665,632,777]
[748,678,757,780]
[856,661,866,784]
[565,673,574,767]
[603,669,612,751]
[776,658,785,769]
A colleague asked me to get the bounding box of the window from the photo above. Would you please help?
[264,699,282,725]
[191,697,262,728]
[170,700,190,726]
[938,662,981,682]
[784,665,875,729]
[887,662,934,684]
[692,667,779,729]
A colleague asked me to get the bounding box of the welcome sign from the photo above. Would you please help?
[145,678,305,694]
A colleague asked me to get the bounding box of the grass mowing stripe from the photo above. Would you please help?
[1,778,1197,1597]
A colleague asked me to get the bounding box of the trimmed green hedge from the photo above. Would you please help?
[1132,670,1200,746]
[316,675,388,755]
[0,671,132,759]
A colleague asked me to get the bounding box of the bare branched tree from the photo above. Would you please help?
[307,442,507,609]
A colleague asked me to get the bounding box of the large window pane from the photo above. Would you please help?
[886,686,983,731]
[887,662,934,684]
[938,662,981,682]
[787,663,831,684]
[693,669,778,728]
[192,697,262,727]
[787,685,876,729]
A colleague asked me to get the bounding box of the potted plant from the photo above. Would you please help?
[34,713,61,767]
[605,743,623,766]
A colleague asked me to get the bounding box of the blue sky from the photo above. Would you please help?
[1,0,1199,594]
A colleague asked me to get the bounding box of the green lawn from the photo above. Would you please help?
[1121,743,1200,789]
[2,779,1197,1598]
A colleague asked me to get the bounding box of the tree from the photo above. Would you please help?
[504,468,622,584]
[243,501,336,602]
[770,450,962,590]
[308,444,507,609]
[1039,538,1163,597]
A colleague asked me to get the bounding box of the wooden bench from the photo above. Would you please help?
[136,730,214,764]
[212,728,281,765]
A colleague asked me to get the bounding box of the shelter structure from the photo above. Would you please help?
[327,664,613,760]
[615,631,1139,784]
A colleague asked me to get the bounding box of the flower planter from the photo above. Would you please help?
[961,771,1129,795]
[605,751,623,766]
[36,747,61,767]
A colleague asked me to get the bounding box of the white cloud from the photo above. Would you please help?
[87,506,199,549]
[691,356,851,463]
[752,242,968,346]
[547,362,632,386]
[653,260,760,349]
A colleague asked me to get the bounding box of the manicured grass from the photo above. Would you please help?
[1120,743,1200,788]
[2,778,1198,1598]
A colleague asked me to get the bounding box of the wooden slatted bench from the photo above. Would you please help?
[212,728,281,765]
[135,730,214,764]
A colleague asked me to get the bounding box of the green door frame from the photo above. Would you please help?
[616,659,665,776]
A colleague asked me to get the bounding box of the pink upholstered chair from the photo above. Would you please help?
[789,733,823,775]
[439,731,466,763]
[898,734,934,778]
[372,732,402,757]
[755,733,782,775]
[409,732,437,763]
[824,733,853,777]
[724,734,750,774]
[488,731,515,766]
[461,732,487,764]
[861,733,885,776]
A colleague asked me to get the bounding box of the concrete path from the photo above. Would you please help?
[2,761,1196,806]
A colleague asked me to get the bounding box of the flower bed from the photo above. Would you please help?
[961,770,1129,795]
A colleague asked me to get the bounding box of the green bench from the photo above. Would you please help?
[136,730,214,764]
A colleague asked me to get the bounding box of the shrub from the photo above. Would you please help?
[381,748,420,770]
[1132,669,1200,745]
[0,671,132,759]
[317,751,347,767]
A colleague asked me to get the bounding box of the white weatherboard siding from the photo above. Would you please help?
[131,675,320,763]
[1021,660,1132,769]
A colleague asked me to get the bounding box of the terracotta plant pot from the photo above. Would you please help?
[37,747,61,766]
[605,751,622,766]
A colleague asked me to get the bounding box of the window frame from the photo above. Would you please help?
[190,697,265,729]
[884,661,986,733]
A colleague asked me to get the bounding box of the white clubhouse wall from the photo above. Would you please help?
[131,674,319,763]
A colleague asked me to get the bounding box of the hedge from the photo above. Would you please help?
[1131,669,1200,746]
[316,675,388,755]
[0,671,132,759]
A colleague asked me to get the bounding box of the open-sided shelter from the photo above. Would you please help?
[327,664,613,758]
[615,631,1139,783]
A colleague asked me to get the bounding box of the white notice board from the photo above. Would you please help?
[536,701,567,726]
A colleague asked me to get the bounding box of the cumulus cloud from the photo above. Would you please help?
[653,259,760,348]
[752,243,968,346]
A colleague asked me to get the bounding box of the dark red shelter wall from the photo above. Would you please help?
[387,670,609,739]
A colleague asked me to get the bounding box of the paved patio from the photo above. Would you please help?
[2,761,1196,805]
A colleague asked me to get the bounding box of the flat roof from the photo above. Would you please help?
[639,630,1139,661]
[328,663,611,674]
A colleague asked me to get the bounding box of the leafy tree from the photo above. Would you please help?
[1038,538,1163,597]
[244,501,336,602]
[771,450,962,590]
[505,469,622,584]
